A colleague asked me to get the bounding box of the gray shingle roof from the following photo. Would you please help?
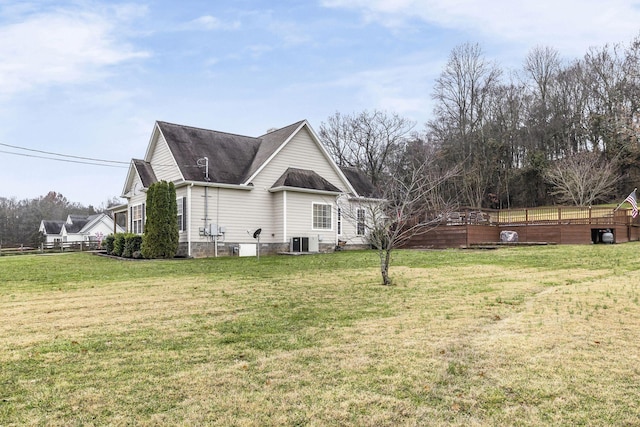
[41,220,64,234]
[151,120,376,197]
[157,121,262,184]
[65,219,90,233]
[272,168,341,193]
[133,159,158,188]
[340,167,378,198]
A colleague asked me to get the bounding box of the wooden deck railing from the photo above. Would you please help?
[445,206,634,226]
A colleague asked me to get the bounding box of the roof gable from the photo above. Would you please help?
[242,121,357,195]
[244,121,305,180]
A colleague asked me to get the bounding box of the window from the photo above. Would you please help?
[337,207,342,235]
[312,203,332,230]
[357,208,366,236]
[177,197,186,232]
[131,204,145,234]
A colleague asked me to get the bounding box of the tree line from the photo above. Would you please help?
[0,192,119,247]
[320,36,640,210]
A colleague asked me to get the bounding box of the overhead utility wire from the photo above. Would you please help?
[0,141,214,170]
[0,149,128,168]
[0,141,130,164]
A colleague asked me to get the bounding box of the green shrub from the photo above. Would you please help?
[122,235,143,258]
[103,234,116,254]
[112,234,127,257]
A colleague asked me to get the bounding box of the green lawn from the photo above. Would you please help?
[1,246,640,426]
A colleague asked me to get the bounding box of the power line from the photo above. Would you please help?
[0,149,128,168]
[0,141,130,165]
[0,141,214,172]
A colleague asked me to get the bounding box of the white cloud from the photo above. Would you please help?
[0,7,148,96]
[321,0,640,56]
[186,15,240,31]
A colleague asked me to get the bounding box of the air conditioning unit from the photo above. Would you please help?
[290,236,319,252]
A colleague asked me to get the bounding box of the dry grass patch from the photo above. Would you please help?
[1,249,640,425]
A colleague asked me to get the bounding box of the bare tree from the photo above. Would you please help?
[428,43,502,207]
[342,153,460,286]
[319,110,415,186]
[524,46,561,105]
[544,152,619,206]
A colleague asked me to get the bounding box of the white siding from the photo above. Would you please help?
[271,191,285,241]
[149,133,182,182]
[285,192,337,243]
[186,186,265,245]
[86,217,122,241]
[337,198,371,245]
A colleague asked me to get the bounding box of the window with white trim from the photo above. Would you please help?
[177,197,186,232]
[357,208,366,236]
[131,204,145,234]
[312,203,332,230]
[337,207,342,235]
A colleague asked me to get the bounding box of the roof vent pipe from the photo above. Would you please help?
[197,157,210,181]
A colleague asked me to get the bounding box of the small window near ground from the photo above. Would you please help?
[313,203,332,230]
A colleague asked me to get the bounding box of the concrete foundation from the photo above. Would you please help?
[178,241,341,258]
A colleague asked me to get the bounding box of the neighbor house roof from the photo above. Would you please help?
[64,218,90,233]
[41,214,121,237]
[41,220,64,235]
[271,168,342,193]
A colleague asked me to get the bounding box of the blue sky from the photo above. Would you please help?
[2,0,640,207]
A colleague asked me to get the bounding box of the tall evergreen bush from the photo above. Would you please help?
[140,181,179,259]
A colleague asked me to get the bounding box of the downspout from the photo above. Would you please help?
[283,190,287,243]
[204,186,209,254]
[188,183,193,257]
[214,187,219,258]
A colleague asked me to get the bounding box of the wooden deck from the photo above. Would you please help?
[402,206,640,249]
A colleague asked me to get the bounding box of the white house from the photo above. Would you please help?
[112,120,378,257]
[39,213,124,247]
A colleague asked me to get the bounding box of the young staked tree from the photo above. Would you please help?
[141,181,179,259]
[345,148,460,286]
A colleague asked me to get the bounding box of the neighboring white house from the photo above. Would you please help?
[111,119,378,257]
[39,213,124,247]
